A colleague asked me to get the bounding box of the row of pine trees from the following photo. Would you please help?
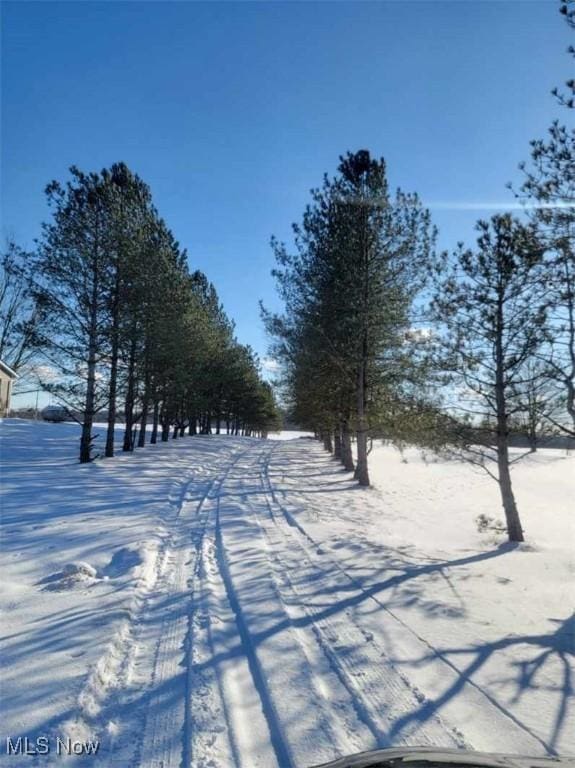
[264,4,574,542]
[265,146,573,543]
[3,164,280,462]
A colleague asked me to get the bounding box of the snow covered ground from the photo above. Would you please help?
[0,419,573,767]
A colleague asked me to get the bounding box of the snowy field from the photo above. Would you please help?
[0,418,573,767]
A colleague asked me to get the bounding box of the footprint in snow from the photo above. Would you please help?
[102,547,143,578]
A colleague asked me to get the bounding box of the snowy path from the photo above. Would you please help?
[1,424,573,767]
[253,445,557,757]
[84,442,565,766]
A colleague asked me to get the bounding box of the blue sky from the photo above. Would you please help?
[1,0,570,382]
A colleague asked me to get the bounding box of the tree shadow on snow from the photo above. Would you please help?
[387,612,574,754]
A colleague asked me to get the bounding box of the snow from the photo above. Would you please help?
[0,418,573,767]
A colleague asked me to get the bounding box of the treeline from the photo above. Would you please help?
[265,147,573,542]
[264,6,574,543]
[2,164,280,462]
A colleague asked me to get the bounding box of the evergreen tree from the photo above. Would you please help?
[98,163,159,456]
[554,0,574,108]
[515,0,575,436]
[431,215,546,542]
[265,150,435,485]
[517,124,575,436]
[32,168,115,462]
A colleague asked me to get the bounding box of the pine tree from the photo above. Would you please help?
[32,168,115,462]
[98,163,158,456]
[265,150,435,485]
[554,0,574,108]
[515,0,575,436]
[431,215,546,542]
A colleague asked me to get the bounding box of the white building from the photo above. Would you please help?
[0,360,17,417]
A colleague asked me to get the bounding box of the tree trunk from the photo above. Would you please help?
[122,334,138,452]
[204,412,212,435]
[563,255,575,432]
[355,431,369,485]
[80,261,99,464]
[495,296,524,542]
[566,374,575,433]
[105,269,121,458]
[138,409,147,447]
[161,412,170,442]
[341,421,355,471]
[333,429,342,460]
[80,347,96,464]
[355,200,370,487]
[105,332,119,457]
[355,363,370,486]
[497,442,524,541]
[150,400,159,444]
[137,373,151,448]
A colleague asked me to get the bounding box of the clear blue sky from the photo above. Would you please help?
[1,0,570,375]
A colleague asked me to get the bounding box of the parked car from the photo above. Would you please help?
[41,405,69,422]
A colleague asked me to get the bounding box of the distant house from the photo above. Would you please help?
[0,360,17,417]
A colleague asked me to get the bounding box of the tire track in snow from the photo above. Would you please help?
[254,445,466,752]
[212,443,362,768]
[251,456,395,751]
[212,447,296,768]
[140,442,257,768]
[56,521,173,767]
[259,441,556,756]
[190,512,277,768]
[213,506,293,768]
[190,441,341,768]
[130,466,230,768]
[187,440,337,768]
[85,441,247,768]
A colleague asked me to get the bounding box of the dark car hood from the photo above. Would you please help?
[311,748,575,768]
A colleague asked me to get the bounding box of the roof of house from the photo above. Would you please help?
[0,360,17,378]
